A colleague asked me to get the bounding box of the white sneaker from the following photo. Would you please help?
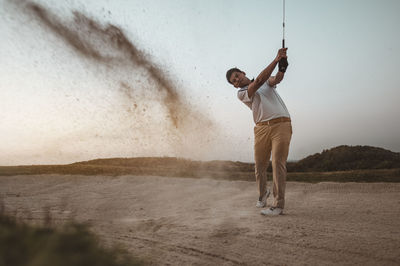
[256,189,271,208]
[260,207,283,216]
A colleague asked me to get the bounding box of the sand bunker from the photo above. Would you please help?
[2,175,399,265]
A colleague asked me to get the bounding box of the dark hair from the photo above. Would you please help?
[226,67,243,84]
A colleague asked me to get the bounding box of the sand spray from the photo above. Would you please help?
[8,0,222,161]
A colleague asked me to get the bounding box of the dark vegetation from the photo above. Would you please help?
[1,145,399,182]
[0,212,144,266]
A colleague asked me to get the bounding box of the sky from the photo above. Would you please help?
[1,0,399,165]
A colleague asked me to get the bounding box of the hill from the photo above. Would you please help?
[291,145,400,172]
[1,145,399,182]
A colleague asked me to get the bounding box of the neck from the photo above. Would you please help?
[241,78,253,88]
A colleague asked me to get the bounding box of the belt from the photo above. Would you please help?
[256,117,291,126]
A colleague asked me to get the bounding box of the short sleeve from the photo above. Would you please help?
[237,89,252,103]
[266,79,277,89]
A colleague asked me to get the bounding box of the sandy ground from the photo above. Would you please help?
[1,175,400,265]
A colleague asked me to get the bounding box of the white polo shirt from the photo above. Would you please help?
[237,80,290,124]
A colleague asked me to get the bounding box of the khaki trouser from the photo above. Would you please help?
[254,121,292,209]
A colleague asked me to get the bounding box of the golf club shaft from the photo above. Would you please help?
[282,0,285,48]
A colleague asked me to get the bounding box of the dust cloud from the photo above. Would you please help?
[8,0,221,161]
[22,0,201,129]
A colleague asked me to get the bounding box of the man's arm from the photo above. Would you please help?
[247,48,287,98]
[268,71,284,87]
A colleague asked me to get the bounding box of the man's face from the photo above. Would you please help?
[229,71,249,88]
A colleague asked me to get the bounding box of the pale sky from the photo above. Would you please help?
[1,0,399,165]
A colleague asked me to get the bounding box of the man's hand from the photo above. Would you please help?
[275,48,288,73]
[274,48,288,63]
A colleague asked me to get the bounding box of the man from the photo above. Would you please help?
[226,48,292,216]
